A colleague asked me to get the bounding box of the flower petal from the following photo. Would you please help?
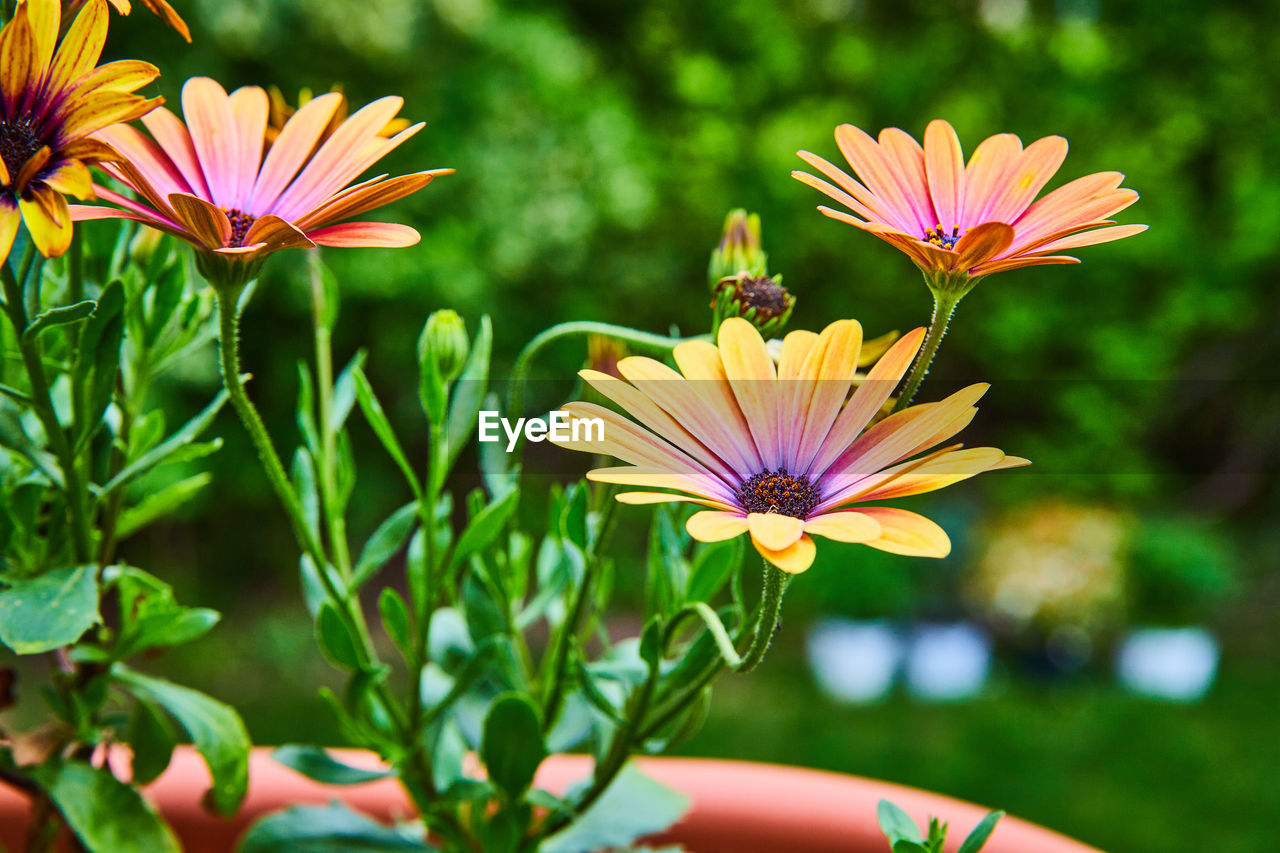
[951,221,1014,272]
[306,221,419,248]
[42,159,94,199]
[250,91,344,212]
[835,124,926,235]
[140,106,211,199]
[0,197,20,266]
[961,133,1021,226]
[242,214,315,253]
[182,77,239,207]
[19,188,73,257]
[167,192,230,249]
[790,319,863,473]
[687,511,749,543]
[754,533,817,574]
[717,317,780,469]
[48,0,107,94]
[878,127,935,233]
[857,507,951,557]
[807,327,925,479]
[228,86,270,209]
[586,466,735,504]
[1028,223,1147,255]
[747,512,805,551]
[295,171,441,231]
[615,492,731,510]
[923,119,966,230]
[982,135,1068,224]
[803,511,882,543]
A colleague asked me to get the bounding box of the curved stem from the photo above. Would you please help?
[507,321,686,415]
[735,562,790,673]
[892,289,961,413]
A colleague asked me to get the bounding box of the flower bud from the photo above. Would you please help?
[708,209,768,286]
[129,226,165,267]
[421,309,470,383]
[713,273,795,339]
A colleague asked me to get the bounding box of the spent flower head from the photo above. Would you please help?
[793,119,1146,296]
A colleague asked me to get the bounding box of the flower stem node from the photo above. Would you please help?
[708,208,769,287]
[713,273,795,339]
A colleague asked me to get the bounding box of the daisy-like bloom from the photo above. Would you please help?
[0,0,161,265]
[793,119,1146,290]
[553,317,1027,573]
[94,0,190,42]
[70,76,451,289]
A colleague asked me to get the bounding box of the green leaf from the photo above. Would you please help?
[129,699,178,785]
[481,693,546,799]
[112,666,250,816]
[238,802,432,852]
[878,799,924,844]
[36,761,180,853]
[23,299,96,341]
[448,487,518,572]
[686,537,743,603]
[539,763,689,853]
[316,603,362,670]
[352,367,421,498]
[99,391,229,498]
[0,565,99,654]
[72,280,125,441]
[272,744,391,785]
[115,473,213,538]
[893,842,931,853]
[331,350,368,430]
[353,502,419,588]
[378,588,412,662]
[445,315,492,467]
[109,566,220,657]
[957,811,1004,853]
[462,567,508,643]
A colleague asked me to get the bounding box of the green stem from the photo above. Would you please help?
[733,562,790,673]
[309,261,355,580]
[892,288,961,413]
[0,255,92,562]
[507,321,686,415]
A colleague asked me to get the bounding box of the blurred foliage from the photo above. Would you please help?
[76,0,1280,850]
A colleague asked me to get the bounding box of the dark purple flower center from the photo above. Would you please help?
[924,223,962,250]
[0,118,44,187]
[224,208,257,247]
[736,469,820,519]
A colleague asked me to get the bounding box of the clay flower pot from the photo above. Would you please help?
[0,747,1102,852]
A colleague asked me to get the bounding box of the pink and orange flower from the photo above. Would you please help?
[0,0,161,265]
[793,119,1145,286]
[71,77,450,287]
[554,317,1027,573]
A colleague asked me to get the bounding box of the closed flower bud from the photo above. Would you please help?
[422,310,470,383]
[708,209,769,287]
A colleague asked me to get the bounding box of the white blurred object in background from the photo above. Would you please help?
[905,622,993,701]
[806,619,902,703]
[1116,627,1219,701]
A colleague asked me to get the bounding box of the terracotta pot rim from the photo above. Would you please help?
[0,746,1105,853]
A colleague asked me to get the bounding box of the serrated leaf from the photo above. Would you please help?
[0,565,99,654]
[112,666,250,816]
[272,744,391,785]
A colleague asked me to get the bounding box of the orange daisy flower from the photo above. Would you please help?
[554,317,1027,573]
[70,77,450,288]
[793,119,1146,287]
[0,0,161,265]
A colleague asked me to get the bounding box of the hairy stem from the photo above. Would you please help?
[892,288,961,413]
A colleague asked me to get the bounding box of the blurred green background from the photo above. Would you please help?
[96,0,1279,851]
